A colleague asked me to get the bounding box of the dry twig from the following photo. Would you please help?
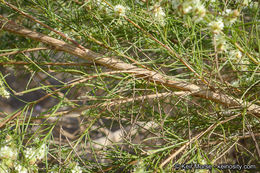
[0,17,259,116]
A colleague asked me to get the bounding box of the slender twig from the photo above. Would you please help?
[246,122,260,159]
[32,91,191,120]
[2,1,85,50]
[62,128,88,168]
[213,35,224,83]
[0,70,141,127]
[68,91,193,116]
[203,133,260,147]
[235,42,259,65]
[0,47,48,57]
[7,1,151,71]
[159,113,241,168]
[0,106,32,128]
[0,17,259,116]
[86,34,152,70]
[211,139,239,164]
[124,16,212,87]
[0,61,94,66]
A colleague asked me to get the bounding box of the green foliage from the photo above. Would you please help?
[0,0,259,172]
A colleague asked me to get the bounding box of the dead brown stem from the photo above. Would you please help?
[0,17,259,116]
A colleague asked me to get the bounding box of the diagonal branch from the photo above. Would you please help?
[0,17,259,116]
[160,113,241,168]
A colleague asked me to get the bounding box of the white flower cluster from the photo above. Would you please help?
[208,19,226,52]
[172,0,206,22]
[14,163,28,173]
[205,3,247,69]
[198,0,249,70]
[150,3,166,26]
[133,160,146,173]
[223,9,240,26]
[93,1,129,18]
[71,162,83,173]
[229,50,242,60]
[0,146,18,160]
[208,9,238,53]
[249,1,259,10]
[95,0,108,8]
[24,143,47,165]
[114,4,128,17]
[0,136,47,173]
[229,50,248,71]
[0,77,10,99]
[241,0,251,6]
[0,135,19,172]
[208,19,224,35]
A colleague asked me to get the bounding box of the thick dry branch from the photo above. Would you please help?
[0,18,259,116]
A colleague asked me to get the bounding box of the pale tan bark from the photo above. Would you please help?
[0,18,259,116]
